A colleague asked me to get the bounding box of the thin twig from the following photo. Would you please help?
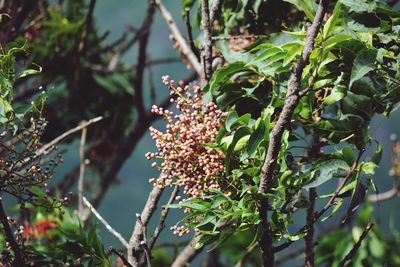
[136,215,152,267]
[305,188,316,267]
[127,174,166,266]
[133,0,156,118]
[257,1,328,266]
[211,34,267,41]
[0,198,26,266]
[18,116,102,171]
[35,116,103,157]
[368,186,398,202]
[82,196,129,248]
[78,0,97,53]
[155,0,203,77]
[149,186,179,250]
[108,247,133,267]
[171,236,202,267]
[185,8,200,61]
[78,127,87,220]
[274,150,364,253]
[338,221,373,267]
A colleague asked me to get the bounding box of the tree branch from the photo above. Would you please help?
[185,8,200,61]
[108,247,133,267]
[368,186,398,202]
[0,197,26,266]
[127,174,166,266]
[171,236,202,267]
[274,150,364,253]
[133,0,156,118]
[78,0,96,53]
[148,186,179,250]
[210,0,222,22]
[34,116,103,157]
[78,127,87,220]
[305,188,316,267]
[338,221,373,267]
[201,0,213,82]
[257,1,327,266]
[155,0,203,77]
[82,196,129,248]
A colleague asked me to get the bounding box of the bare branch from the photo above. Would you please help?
[78,127,87,220]
[155,0,203,77]
[78,0,96,53]
[211,34,267,41]
[108,247,133,267]
[338,221,373,267]
[201,0,213,81]
[171,236,202,267]
[35,116,103,157]
[136,215,152,267]
[127,174,166,266]
[0,198,26,266]
[305,188,316,267]
[149,186,179,250]
[368,186,398,202]
[185,8,200,61]
[210,0,222,22]
[257,1,328,266]
[82,196,129,248]
[134,0,156,118]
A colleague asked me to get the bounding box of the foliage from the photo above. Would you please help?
[149,0,400,264]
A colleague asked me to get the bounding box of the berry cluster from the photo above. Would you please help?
[146,76,226,200]
[0,117,67,210]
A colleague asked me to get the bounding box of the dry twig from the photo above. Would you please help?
[155,0,203,77]
[82,196,129,248]
[77,127,87,220]
[338,221,373,267]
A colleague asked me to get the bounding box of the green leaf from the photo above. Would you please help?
[225,126,251,175]
[322,198,344,222]
[371,141,382,164]
[225,112,251,131]
[341,146,356,165]
[361,162,378,175]
[349,49,377,87]
[323,2,344,38]
[339,0,377,13]
[182,0,196,17]
[283,0,317,21]
[17,64,42,79]
[242,121,266,160]
[282,42,303,66]
[323,73,346,106]
[304,159,350,189]
[208,62,249,94]
[225,111,239,131]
